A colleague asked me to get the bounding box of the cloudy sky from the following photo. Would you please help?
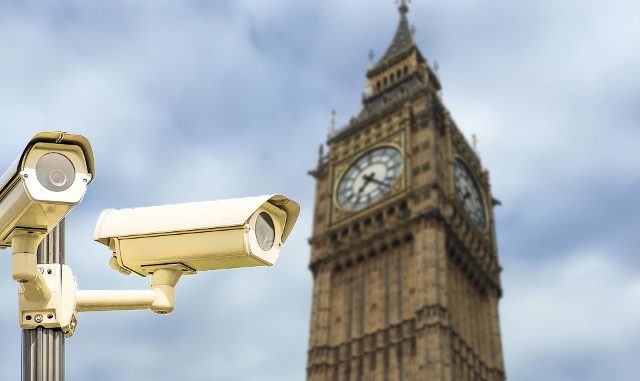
[0,0,638,380]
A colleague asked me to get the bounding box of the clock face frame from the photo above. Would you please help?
[452,158,487,231]
[336,146,403,212]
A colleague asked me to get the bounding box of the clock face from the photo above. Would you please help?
[452,159,487,230]
[337,146,403,211]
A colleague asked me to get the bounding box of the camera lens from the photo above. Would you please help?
[49,169,67,186]
[35,153,75,192]
[255,212,275,251]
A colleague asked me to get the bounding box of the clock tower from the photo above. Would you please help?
[306,2,506,381]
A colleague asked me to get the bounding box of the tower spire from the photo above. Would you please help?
[368,0,416,74]
[398,0,409,14]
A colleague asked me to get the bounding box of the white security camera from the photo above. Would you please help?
[93,195,300,276]
[1,130,301,339]
[0,132,94,328]
[0,131,94,248]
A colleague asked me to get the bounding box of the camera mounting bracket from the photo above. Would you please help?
[18,264,78,337]
[11,224,183,337]
[16,258,183,337]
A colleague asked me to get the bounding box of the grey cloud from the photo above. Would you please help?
[502,252,640,381]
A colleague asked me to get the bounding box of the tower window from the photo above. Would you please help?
[397,69,402,78]
[391,73,396,82]
[404,65,409,75]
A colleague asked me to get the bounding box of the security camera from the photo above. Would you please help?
[93,194,300,276]
[1,131,301,339]
[0,131,94,248]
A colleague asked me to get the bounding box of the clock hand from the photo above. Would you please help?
[364,173,391,187]
[358,172,375,194]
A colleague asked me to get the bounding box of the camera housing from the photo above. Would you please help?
[93,195,300,276]
[0,132,94,248]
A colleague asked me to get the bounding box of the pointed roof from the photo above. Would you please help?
[367,1,420,78]
[382,1,413,60]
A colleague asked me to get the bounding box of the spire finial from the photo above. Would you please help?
[397,0,410,14]
[367,50,375,70]
[327,110,337,138]
[318,144,324,165]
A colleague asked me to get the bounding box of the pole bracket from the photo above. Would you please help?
[18,264,78,337]
[16,238,183,338]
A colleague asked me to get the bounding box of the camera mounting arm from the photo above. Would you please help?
[75,268,182,314]
[12,231,52,302]
[15,252,183,337]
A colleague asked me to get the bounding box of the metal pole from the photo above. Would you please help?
[21,220,65,381]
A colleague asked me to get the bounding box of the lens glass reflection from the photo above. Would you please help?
[255,212,275,251]
[35,153,75,192]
